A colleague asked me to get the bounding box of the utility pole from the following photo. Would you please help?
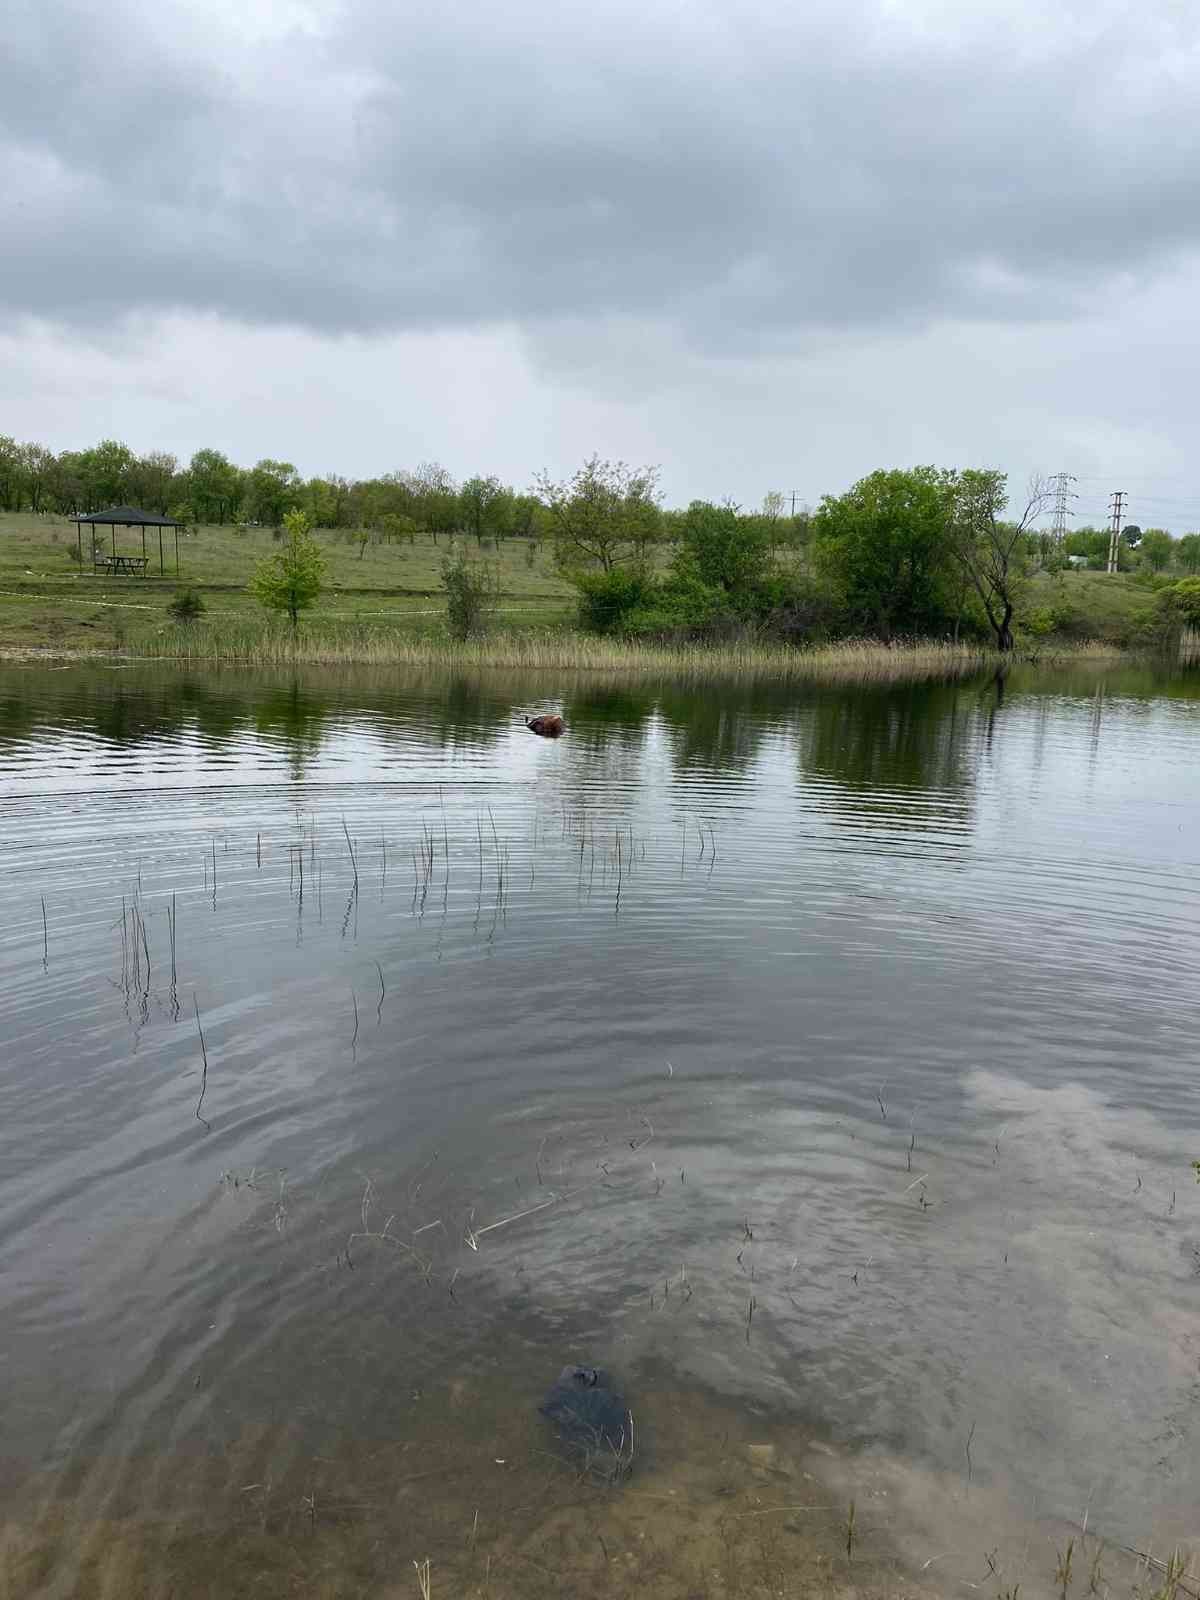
[1107,490,1126,574]
[1050,472,1077,547]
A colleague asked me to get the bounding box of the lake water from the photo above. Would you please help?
[1,658,1198,1598]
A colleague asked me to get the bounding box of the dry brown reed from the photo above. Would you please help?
[131,622,1006,683]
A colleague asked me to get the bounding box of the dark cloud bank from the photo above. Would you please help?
[5,0,1200,344]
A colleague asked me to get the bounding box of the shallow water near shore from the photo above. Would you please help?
[1,658,1198,1597]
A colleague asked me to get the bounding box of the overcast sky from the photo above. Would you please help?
[4,0,1200,526]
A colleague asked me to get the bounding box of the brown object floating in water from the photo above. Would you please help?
[524,713,565,737]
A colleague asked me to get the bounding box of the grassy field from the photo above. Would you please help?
[1025,565,1162,640]
[0,509,574,595]
[0,509,1164,668]
[0,510,575,654]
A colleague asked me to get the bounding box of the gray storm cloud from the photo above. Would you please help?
[5,0,1200,342]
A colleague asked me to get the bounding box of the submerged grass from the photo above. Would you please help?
[128,620,1008,683]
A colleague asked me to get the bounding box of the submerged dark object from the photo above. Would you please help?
[539,1365,633,1470]
[524,713,565,738]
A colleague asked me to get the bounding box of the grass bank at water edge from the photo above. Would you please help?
[108,620,1131,683]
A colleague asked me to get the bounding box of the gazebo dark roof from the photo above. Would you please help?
[73,505,182,527]
[72,504,183,576]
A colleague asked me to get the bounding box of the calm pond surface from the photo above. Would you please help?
[1,658,1198,1598]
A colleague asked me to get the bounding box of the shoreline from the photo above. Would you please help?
[0,633,1134,684]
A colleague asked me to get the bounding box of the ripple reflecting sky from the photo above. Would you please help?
[1,659,1199,1587]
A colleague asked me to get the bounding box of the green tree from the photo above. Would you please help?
[947,470,1053,651]
[47,451,86,514]
[188,448,241,524]
[459,476,507,544]
[19,442,53,513]
[404,460,460,547]
[758,491,810,554]
[675,500,773,601]
[810,466,958,641]
[1065,525,1131,570]
[248,509,326,628]
[327,475,353,527]
[169,500,197,534]
[245,459,301,528]
[1177,533,1200,575]
[534,456,661,573]
[305,476,337,527]
[380,511,418,546]
[1139,528,1174,572]
[627,492,663,561]
[79,439,135,507]
[129,450,178,513]
[762,489,787,526]
[509,493,544,543]
[304,474,353,528]
[0,437,22,510]
[409,462,460,545]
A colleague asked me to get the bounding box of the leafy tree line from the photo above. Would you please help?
[0,434,548,546]
[7,431,1199,650]
[548,462,1200,652]
[0,434,809,552]
[1053,523,1200,575]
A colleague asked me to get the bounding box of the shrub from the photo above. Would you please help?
[1169,577,1200,626]
[574,565,657,634]
[441,546,500,639]
[167,588,206,624]
[1121,582,1200,649]
[1024,600,1086,640]
[1022,607,1057,638]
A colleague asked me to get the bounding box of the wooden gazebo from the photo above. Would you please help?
[72,505,183,576]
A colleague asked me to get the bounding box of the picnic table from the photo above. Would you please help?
[95,554,149,576]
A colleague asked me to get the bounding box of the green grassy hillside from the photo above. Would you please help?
[0,511,574,653]
[0,510,1170,657]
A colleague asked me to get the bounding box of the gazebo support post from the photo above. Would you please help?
[111,525,116,562]
[158,527,164,576]
[174,527,180,573]
[76,522,82,568]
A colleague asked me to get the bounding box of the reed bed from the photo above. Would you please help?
[132,621,1006,684]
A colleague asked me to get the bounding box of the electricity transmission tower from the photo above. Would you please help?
[1107,490,1126,574]
[1049,472,1077,546]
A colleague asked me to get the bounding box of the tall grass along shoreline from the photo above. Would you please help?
[62,621,1130,683]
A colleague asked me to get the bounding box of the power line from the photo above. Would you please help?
[1049,472,1077,546]
[1107,490,1126,575]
